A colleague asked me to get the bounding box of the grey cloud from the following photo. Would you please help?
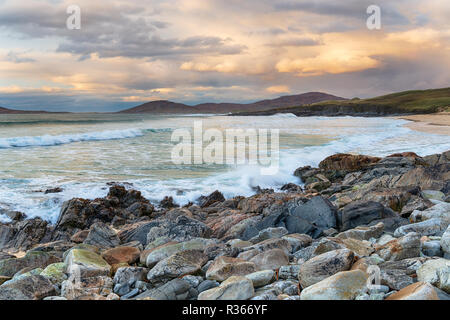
[5,51,35,63]
[0,2,246,59]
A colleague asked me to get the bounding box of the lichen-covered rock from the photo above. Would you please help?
[41,262,67,284]
[198,276,254,300]
[0,251,60,277]
[64,249,111,278]
[61,275,114,300]
[298,249,354,288]
[300,270,368,300]
[206,256,257,281]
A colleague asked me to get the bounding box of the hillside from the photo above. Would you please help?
[233,88,450,116]
[117,92,346,114]
[0,106,49,114]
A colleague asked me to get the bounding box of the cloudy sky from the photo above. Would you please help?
[0,0,449,111]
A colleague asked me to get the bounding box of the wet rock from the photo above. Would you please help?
[160,196,179,209]
[280,183,303,193]
[417,258,450,293]
[0,275,56,300]
[147,250,208,286]
[206,256,257,281]
[64,249,111,278]
[3,218,48,251]
[300,270,368,300]
[45,187,63,194]
[319,154,381,172]
[298,249,354,288]
[198,190,225,208]
[84,222,120,249]
[375,232,421,261]
[249,248,289,271]
[386,282,439,300]
[146,215,212,243]
[101,246,140,265]
[198,276,254,300]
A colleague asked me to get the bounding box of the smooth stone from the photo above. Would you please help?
[245,270,276,288]
[376,232,421,261]
[198,280,220,293]
[441,225,450,257]
[101,246,140,266]
[0,275,56,300]
[249,248,289,271]
[281,234,313,252]
[385,282,439,300]
[198,276,254,300]
[249,227,288,244]
[300,270,368,300]
[410,202,450,225]
[206,256,257,282]
[336,222,384,241]
[134,278,192,300]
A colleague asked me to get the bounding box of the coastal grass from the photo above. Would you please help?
[236,87,450,115]
[302,88,450,113]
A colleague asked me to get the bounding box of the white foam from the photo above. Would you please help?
[0,129,145,149]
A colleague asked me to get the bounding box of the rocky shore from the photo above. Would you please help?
[0,151,449,300]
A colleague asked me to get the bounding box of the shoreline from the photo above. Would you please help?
[392,112,450,135]
[0,150,449,300]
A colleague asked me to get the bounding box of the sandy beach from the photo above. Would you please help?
[393,113,450,135]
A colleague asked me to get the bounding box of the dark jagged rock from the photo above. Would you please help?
[0,275,57,300]
[197,190,225,208]
[159,196,179,209]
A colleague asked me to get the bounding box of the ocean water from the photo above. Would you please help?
[0,113,449,224]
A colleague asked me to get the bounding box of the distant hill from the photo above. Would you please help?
[118,92,346,114]
[233,88,450,117]
[0,106,50,114]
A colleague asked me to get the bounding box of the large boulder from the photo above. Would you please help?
[64,249,112,278]
[198,276,254,300]
[144,238,215,268]
[146,250,208,286]
[83,222,120,249]
[417,259,450,293]
[410,202,450,225]
[336,222,384,241]
[249,249,289,271]
[339,201,400,231]
[394,218,446,237]
[375,233,421,261]
[300,270,368,300]
[319,154,381,172]
[0,275,56,300]
[206,256,257,281]
[101,246,140,266]
[0,218,48,251]
[386,282,439,300]
[0,251,60,277]
[298,249,354,288]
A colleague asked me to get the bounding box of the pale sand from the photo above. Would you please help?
[392,113,450,135]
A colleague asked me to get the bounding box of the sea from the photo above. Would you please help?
[0,113,449,224]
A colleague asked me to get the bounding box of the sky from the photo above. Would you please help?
[0,0,449,112]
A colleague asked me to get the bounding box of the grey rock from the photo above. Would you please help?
[84,222,120,249]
